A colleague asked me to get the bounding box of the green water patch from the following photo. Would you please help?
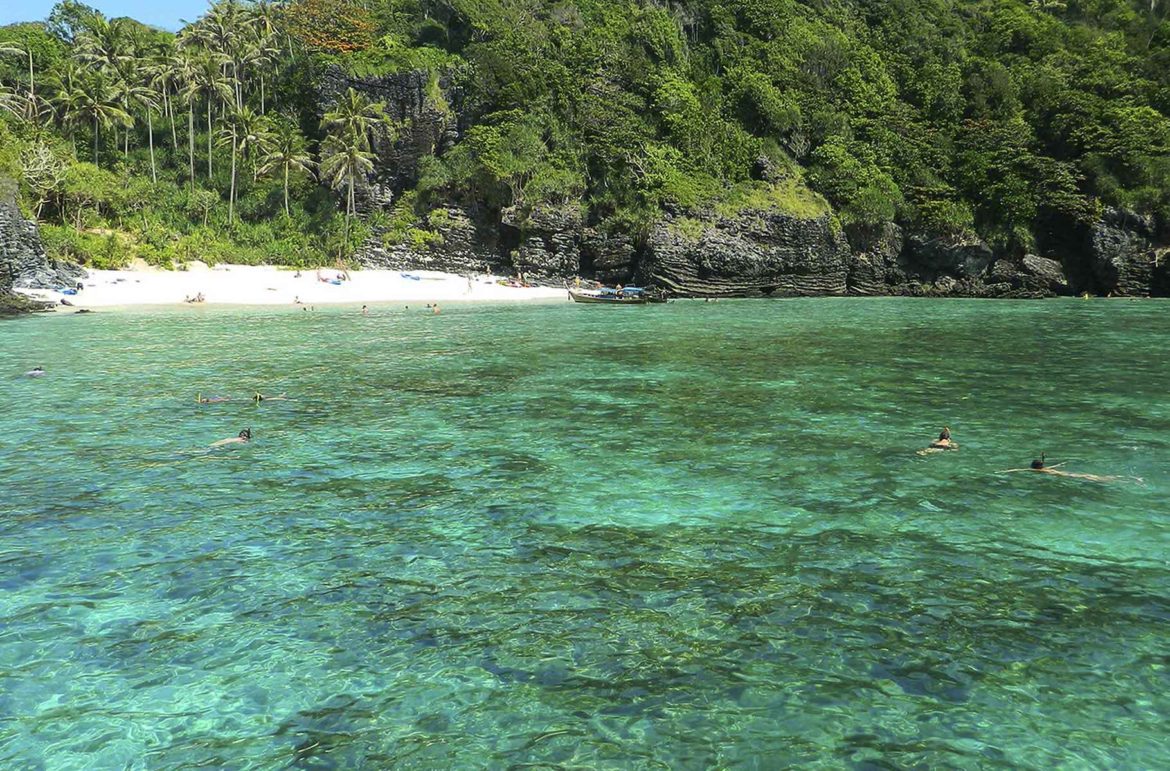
[1,299,1168,767]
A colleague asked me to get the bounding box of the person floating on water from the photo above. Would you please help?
[24,366,45,378]
[999,453,1139,483]
[196,392,231,404]
[253,392,290,402]
[918,426,958,454]
[211,428,251,447]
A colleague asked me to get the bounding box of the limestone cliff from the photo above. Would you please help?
[642,209,850,296]
[1,180,81,314]
[329,69,1168,298]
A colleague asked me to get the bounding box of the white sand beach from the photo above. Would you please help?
[17,262,570,309]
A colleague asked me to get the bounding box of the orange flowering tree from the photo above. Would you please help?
[284,0,375,54]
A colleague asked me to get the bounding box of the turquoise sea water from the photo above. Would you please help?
[1,298,1168,768]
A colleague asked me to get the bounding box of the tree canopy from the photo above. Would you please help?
[1,0,1167,268]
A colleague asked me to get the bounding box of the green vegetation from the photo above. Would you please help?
[1,0,1168,267]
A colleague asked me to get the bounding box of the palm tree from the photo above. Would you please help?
[175,52,201,186]
[0,41,34,104]
[258,120,315,216]
[319,133,376,246]
[50,61,88,152]
[75,14,133,73]
[121,75,161,181]
[191,53,233,180]
[219,104,273,223]
[237,33,279,114]
[321,87,386,152]
[0,82,19,118]
[78,71,132,165]
[145,46,181,153]
[320,88,388,244]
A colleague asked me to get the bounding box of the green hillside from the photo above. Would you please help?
[1,0,1167,268]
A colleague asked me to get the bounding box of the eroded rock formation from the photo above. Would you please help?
[1,181,80,314]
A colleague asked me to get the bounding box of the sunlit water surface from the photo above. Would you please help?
[1,298,1168,768]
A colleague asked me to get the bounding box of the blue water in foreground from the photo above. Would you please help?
[1,298,1168,768]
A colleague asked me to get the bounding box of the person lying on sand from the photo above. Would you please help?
[196,392,231,404]
[999,453,1139,482]
[918,426,958,454]
[211,428,251,447]
[253,392,290,402]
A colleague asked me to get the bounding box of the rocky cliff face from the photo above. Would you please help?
[319,66,461,210]
[642,209,850,296]
[1,181,81,314]
[331,72,1168,298]
[1085,208,1169,296]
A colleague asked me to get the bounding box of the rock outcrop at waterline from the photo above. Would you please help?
[1,181,83,314]
[1086,208,1170,297]
[642,209,851,296]
[328,67,1168,298]
[349,195,1170,298]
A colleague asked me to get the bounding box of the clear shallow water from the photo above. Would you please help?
[1,298,1168,768]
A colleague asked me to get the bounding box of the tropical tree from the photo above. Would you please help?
[190,53,234,180]
[78,71,132,165]
[50,61,86,150]
[258,119,315,215]
[75,14,132,73]
[0,82,19,118]
[320,88,388,243]
[0,41,34,103]
[122,75,161,181]
[219,104,273,223]
[321,87,385,151]
[319,133,376,246]
[175,53,201,185]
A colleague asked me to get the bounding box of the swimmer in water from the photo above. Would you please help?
[999,453,1139,483]
[196,392,231,404]
[210,428,251,447]
[25,366,45,377]
[918,426,958,454]
[253,392,290,402]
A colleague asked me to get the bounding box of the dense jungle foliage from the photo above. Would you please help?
[0,0,1168,268]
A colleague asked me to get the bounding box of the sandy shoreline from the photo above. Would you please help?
[16,263,570,310]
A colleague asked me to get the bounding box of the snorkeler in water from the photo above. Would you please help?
[210,428,251,447]
[253,392,290,402]
[25,366,45,378]
[918,426,958,454]
[999,453,1140,483]
[196,392,231,404]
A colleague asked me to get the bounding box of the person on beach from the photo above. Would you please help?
[211,428,251,447]
[196,393,231,404]
[918,427,958,454]
[253,392,290,402]
[999,454,1137,482]
[25,366,45,377]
